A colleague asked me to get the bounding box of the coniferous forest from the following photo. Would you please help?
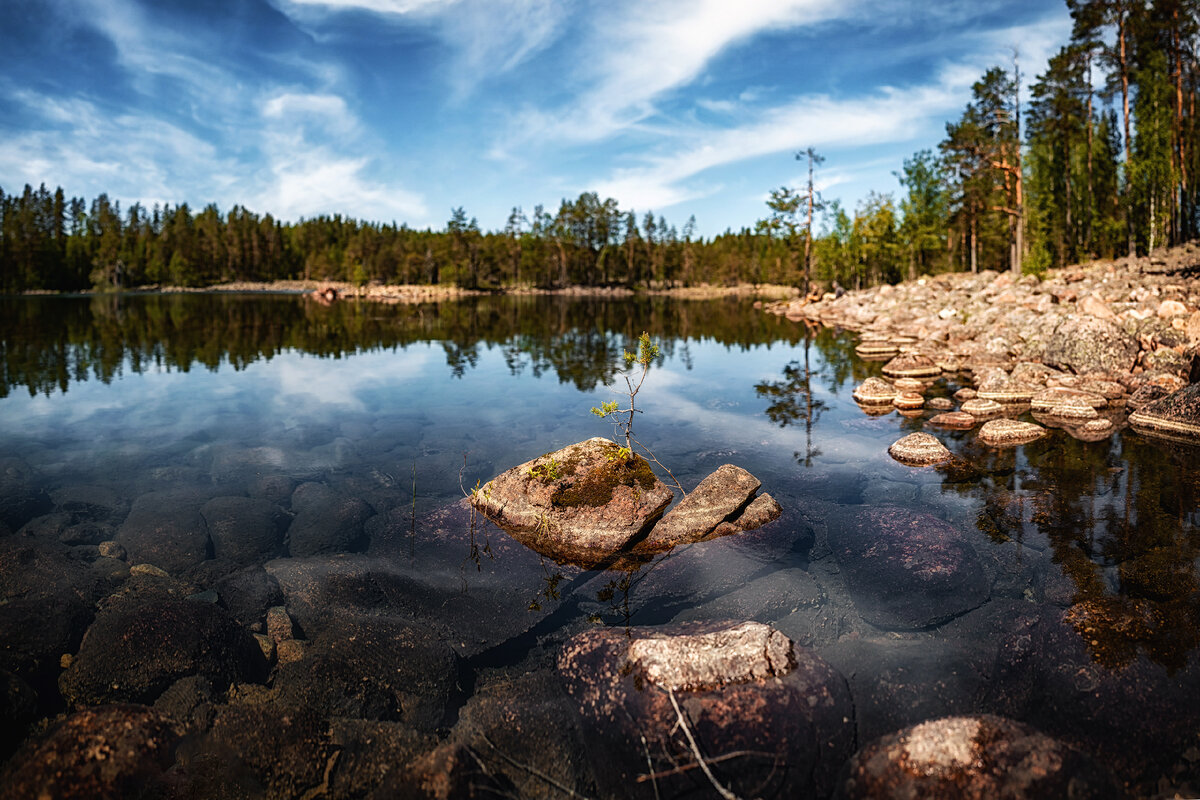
[2,0,1199,295]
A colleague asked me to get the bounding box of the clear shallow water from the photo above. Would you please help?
[2,292,1199,795]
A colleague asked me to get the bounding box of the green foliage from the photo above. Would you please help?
[527,458,561,482]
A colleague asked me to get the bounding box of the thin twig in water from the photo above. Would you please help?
[666,688,745,800]
[479,734,595,800]
[637,750,778,782]
[640,733,661,800]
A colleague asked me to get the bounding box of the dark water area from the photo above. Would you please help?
[1,292,1199,798]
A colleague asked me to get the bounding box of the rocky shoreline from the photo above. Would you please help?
[765,241,1200,444]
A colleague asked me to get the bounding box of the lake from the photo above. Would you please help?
[1,291,1198,798]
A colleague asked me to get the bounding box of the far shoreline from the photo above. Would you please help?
[18,280,802,304]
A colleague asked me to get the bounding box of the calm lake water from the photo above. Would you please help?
[2,292,1199,796]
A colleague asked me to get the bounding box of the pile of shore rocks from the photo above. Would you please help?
[768,243,1200,444]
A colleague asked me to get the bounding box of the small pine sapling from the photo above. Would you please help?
[591,332,683,494]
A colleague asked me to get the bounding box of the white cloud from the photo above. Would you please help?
[251,92,428,223]
[594,78,962,211]
[283,0,456,12]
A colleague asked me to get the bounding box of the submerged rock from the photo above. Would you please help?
[116,489,212,575]
[286,482,373,557]
[1129,383,1200,441]
[470,438,674,567]
[830,506,990,630]
[888,433,951,466]
[201,496,289,564]
[839,714,1121,800]
[60,592,268,706]
[928,411,978,429]
[558,620,854,799]
[0,704,179,800]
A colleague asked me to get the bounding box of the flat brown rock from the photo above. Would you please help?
[978,419,1047,446]
[888,433,951,466]
[1129,383,1200,441]
[961,397,1003,417]
[928,411,978,429]
[639,464,760,550]
[470,438,673,567]
[853,377,897,404]
[882,354,941,379]
[893,392,925,410]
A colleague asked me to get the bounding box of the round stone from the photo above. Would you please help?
[953,388,977,402]
[928,412,977,430]
[888,433,951,466]
[1030,392,1099,420]
[961,398,1003,417]
[978,419,1047,447]
[853,377,897,405]
[882,354,940,379]
[926,397,953,411]
[893,377,926,392]
[893,392,925,410]
[840,714,1120,800]
[855,342,898,358]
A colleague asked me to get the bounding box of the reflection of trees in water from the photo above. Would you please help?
[963,431,1200,671]
[0,293,804,397]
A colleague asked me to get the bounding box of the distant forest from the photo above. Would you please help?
[2,0,1198,295]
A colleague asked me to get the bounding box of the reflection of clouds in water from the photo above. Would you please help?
[268,350,433,415]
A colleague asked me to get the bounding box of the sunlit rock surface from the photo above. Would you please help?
[470,438,673,567]
[840,714,1121,800]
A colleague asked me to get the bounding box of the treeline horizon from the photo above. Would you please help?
[2,0,1198,295]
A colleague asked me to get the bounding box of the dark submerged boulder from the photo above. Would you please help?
[116,489,212,574]
[286,482,373,557]
[201,495,289,564]
[0,704,179,800]
[60,592,268,706]
[830,506,990,630]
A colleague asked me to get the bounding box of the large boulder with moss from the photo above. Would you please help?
[470,438,674,567]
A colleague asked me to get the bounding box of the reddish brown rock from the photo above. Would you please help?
[888,433,951,466]
[558,621,854,799]
[470,438,673,567]
[883,354,941,379]
[0,705,179,800]
[929,411,978,429]
[840,714,1120,800]
[978,419,1047,447]
[638,465,760,551]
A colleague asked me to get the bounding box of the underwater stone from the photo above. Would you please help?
[840,714,1121,800]
[559,620,854,799]
[830,506,989,630]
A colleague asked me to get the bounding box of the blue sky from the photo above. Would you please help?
[0,0,1071,237]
